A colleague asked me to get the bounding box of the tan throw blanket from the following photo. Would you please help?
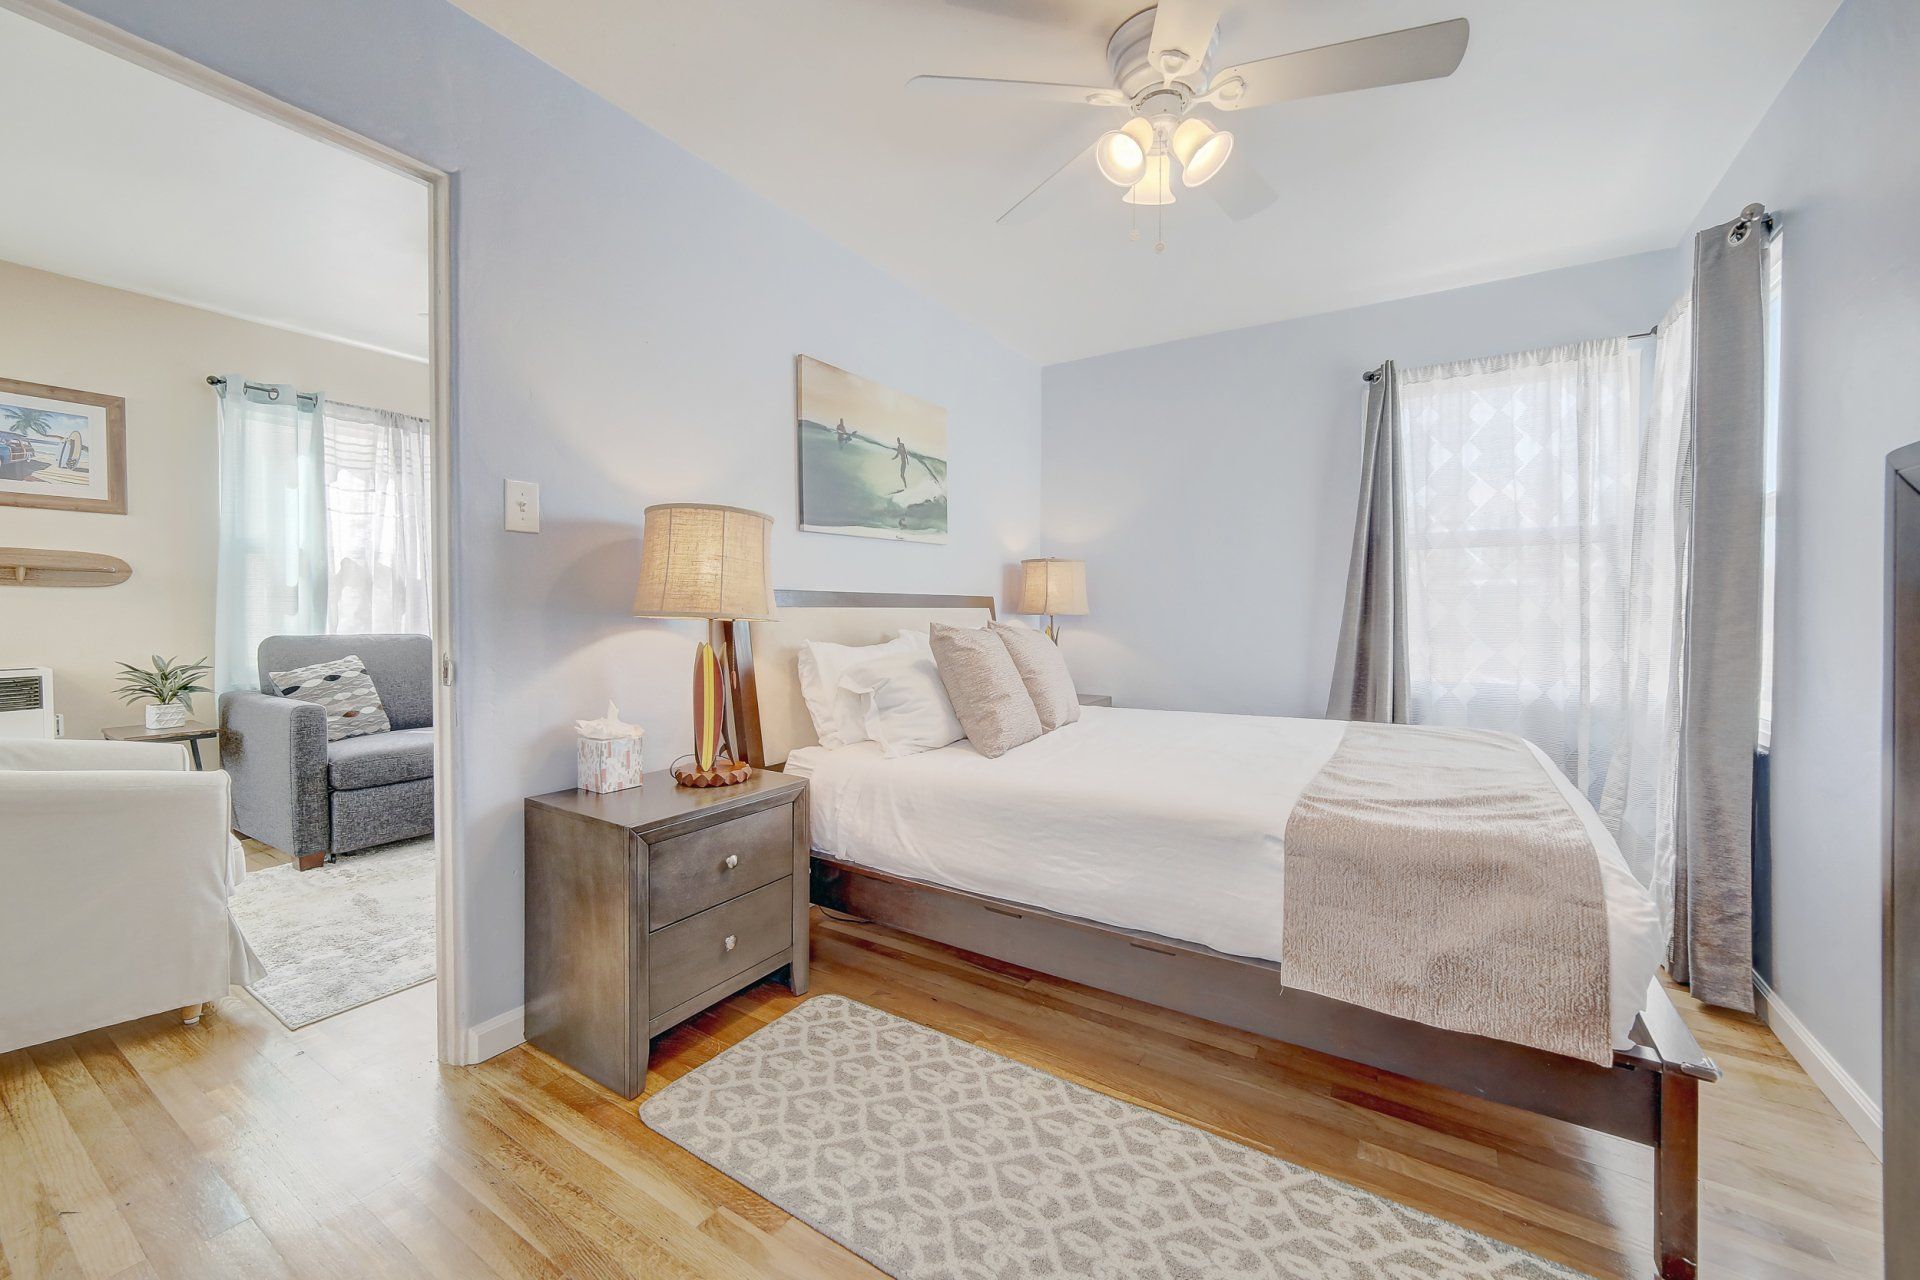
[1281,723,1613,1065]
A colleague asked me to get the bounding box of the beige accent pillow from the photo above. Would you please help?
[991,620,1081,731]
[928,623,1043,759]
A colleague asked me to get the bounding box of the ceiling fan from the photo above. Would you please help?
[909,2,1469,242]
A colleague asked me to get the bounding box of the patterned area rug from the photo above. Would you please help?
[641,996,1591,1280]
[228,838,434,1029]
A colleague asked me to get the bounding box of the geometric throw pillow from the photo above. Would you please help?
[268,654,391,742]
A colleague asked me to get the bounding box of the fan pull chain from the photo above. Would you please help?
[1155,162,1166,254]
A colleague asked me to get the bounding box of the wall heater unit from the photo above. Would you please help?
[0,668,56,738]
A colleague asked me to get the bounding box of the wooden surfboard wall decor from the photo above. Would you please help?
[0,548,132,587]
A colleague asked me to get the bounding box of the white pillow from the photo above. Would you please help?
[838,649,965,757]
[796,635,918,749]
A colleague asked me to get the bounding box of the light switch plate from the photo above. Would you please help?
[505,479,540,533]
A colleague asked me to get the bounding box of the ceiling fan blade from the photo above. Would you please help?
[1148,0,1225,84]
[907,75,1125,107]
[1203,160,1278,221]
[997,137,1099,226]
[940,0,1085,24]
[1210,18,1469,110]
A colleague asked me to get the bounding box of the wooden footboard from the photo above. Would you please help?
[812,856,1720,1278]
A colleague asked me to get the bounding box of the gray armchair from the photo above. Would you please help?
[220,634,434,870]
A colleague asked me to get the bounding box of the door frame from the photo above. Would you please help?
[4,0,475,1064]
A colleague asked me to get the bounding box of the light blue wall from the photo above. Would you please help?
[64,0,1042,1031]
[1042,249,1678,717]
[1680,0,1917,1108]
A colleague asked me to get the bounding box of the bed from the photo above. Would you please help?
[727,590,1720,1280]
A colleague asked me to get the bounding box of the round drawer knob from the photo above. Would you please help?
[723,854,739,870]
[723,935,737,952]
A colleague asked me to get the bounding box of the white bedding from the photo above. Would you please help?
[786,705,1665,1049]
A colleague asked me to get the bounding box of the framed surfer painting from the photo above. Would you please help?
[0,377,126,514]
[796,355,947,543]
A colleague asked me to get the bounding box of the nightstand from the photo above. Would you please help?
[523,769,809,1097]
[1077,693,1113,707]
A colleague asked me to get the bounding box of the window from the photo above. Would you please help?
[1397,339,1643,796]
[321,401,434,637]
[214,389,432,693]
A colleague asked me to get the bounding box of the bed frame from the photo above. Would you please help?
[728,590,1720,1280]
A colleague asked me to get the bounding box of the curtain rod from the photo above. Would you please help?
[1356,201,1776,383]
[206,376,318,404]
[1361,324,1662,382]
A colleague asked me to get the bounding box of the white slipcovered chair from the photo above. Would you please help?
[0,738,263,1054]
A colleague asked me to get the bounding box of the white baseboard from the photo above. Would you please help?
[1752,972,1882,1160]
[464,1004,525,1064]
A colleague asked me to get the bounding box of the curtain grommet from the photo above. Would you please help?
[1727,203,1773,245]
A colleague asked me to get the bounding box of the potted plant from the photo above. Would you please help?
[114,655,212,730]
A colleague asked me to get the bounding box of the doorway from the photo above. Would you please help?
[0,0,466,1061]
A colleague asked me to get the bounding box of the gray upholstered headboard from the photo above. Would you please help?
[735,590,995,768]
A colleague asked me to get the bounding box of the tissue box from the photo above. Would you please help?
[578,734,643,793]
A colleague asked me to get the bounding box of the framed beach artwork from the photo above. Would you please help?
[796,355,947,543]
[0,378,126,514]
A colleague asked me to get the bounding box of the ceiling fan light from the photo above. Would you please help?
[1094,129,1146,186]
[1120,153,1176,206]
[1171,118,1234,187]
[1168,118,1213,165]
[1184,131,1234,187]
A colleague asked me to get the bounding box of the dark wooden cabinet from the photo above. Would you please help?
[524,770,809,1098]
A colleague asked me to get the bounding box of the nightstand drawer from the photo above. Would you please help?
[648,877,793,1014]
[648,804,793,929]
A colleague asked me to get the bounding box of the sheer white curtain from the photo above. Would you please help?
[214,379,327,693]
[321,401,433,636]
[1398,339,1641,799]
[1597,297,1693,940]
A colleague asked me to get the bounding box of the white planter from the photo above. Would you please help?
[145,702,189,730]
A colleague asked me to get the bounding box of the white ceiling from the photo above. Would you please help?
[0,8,428,361]
[450,0,1837,364]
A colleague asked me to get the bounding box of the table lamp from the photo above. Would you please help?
[1016,557,1089,642]
[633,503,773,787]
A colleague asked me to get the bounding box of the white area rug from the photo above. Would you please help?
[228,838,435,1029]
[641,996,1592,1280]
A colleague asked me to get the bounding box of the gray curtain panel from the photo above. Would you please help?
[1327,361,1410,722]
[1673,206,1770,1011]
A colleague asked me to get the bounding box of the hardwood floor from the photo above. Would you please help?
[237,837,292,875]
[0,909,1883,1279]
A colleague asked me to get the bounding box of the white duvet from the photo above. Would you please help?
[786,705,1665,1049]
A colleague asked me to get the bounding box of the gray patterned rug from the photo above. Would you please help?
[641,996,1591,1280]
[228,838,434,1029]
